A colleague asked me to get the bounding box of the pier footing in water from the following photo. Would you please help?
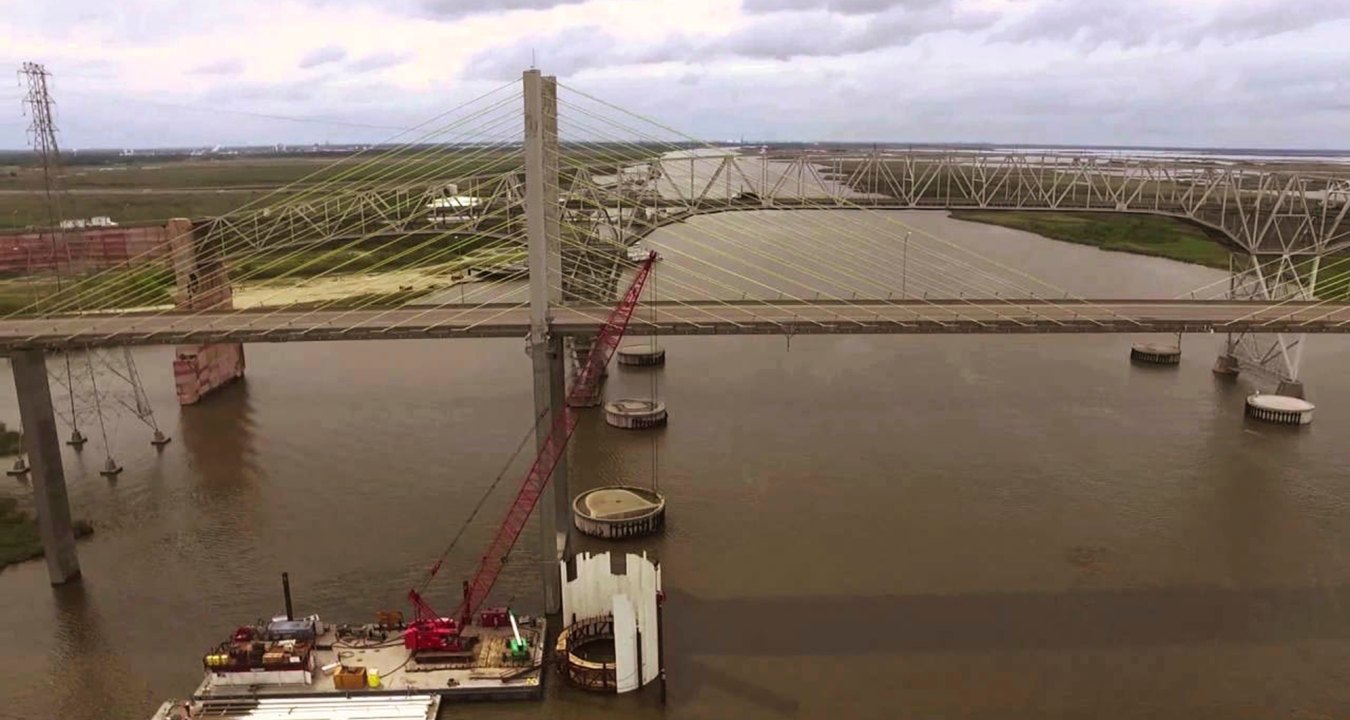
[1130,342,1180,365]
[1245,393,1314,425]
[573,486,666,539]
[617,345,666,367]
[604,399,667,430]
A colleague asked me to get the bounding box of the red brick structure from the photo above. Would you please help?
[0,225,171,274]
[165,218,245,405]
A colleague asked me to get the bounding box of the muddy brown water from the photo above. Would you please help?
[4,212,1350,719]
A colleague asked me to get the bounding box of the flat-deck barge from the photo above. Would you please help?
[149,612,545,719]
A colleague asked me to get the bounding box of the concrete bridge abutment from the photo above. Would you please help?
[167,218,244,405]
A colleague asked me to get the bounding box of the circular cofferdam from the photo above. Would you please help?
[617,345,666,367]
[1130,342,1181,365]
[573,486,666,539]
[1245,394,1315,425]
[554,615,620,693]
[604,399,667,429]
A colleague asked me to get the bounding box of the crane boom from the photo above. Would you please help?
[448,251,659,626]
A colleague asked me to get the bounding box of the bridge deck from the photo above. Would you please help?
[1,300,1348,350]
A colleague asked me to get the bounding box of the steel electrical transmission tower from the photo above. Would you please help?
[20,61,86,449]
[19,63,66,235]
[18,62,166,469]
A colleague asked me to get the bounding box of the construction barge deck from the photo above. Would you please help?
[195,620,546,701]
[151,614,546,719]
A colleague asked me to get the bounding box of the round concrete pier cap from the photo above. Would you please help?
[617,345,666,367]
[1245,394,1315,425]
[573,486,666,539]
[1130,342,1181,365]
[604,399,668,429]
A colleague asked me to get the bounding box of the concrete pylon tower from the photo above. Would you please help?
[523,69,569,614]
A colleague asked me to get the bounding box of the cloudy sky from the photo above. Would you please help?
[1,0,1347,150]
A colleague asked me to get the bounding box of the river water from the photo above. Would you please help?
[4,211,1350,719]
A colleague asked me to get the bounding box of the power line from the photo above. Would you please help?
[58,89,421,133]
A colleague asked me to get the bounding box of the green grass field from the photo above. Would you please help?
[0,423,20,456]
[0,190,277,230]
[0,496,94,571]
[0,267,175,314]
[234,235,503,281]
[950,210,1234,269]
[0,145,663,231]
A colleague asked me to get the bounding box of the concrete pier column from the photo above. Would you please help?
[11,349,81,584]
[566,335,605,407]
[167,218,244,405]
[1212,353,1240,376]
[530,334,568,613]
[1275,380,1306,399]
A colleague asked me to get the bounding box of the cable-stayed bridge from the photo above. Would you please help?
[6,69,1350,588]
[7,81,1349,376]
[0,299,1347,347]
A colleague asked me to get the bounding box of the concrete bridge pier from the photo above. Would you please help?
[530,332,569,614]
[166,218,245,405]
[1213,252,1319,420]
[1214,340,1312,421]
[1275,379,1306,399]
[10,349,81,584]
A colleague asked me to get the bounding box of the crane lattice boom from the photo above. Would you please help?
[435,251,658,627]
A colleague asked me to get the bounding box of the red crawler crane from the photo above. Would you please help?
[404,251,659,653]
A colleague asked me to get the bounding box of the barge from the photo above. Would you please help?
[150,610,545,719]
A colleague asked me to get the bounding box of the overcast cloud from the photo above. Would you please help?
[190,58,246,76]
[299,45,348,69]
[418,0,589,17]
[1,0,1347,149]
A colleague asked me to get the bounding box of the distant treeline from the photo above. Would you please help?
[0,142,709,169]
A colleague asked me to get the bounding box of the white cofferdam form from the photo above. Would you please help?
[560,552,663,692]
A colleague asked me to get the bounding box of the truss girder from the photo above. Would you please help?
[187,152,1350,263]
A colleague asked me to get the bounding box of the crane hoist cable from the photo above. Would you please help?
[414,418,539,597]
[407,251,660,628]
